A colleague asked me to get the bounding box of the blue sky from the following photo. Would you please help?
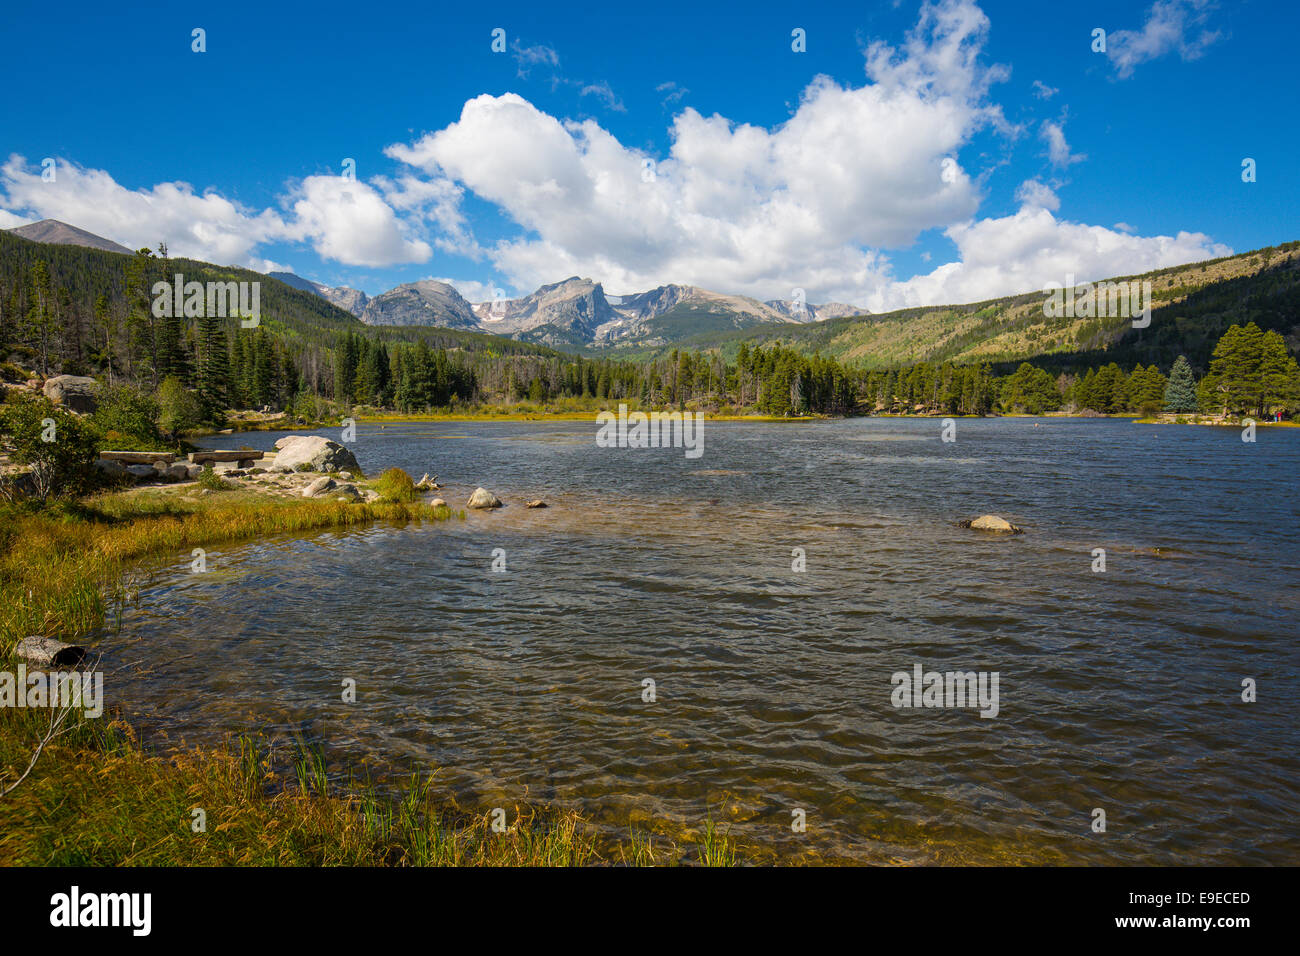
[1,0,1295,310]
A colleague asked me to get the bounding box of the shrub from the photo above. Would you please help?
[196,466,230,491]
[156,375,203,438]
[92,384,163,450]
[375,467,417,503]
[0,392,101,502]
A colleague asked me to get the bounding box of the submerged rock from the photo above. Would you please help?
[961,514,1023,534]
[467,487,502,509]
[526,499,547,508]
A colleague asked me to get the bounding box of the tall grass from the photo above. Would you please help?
[0,491,449,653]
[374,467,417,503]
[698,817,737,867]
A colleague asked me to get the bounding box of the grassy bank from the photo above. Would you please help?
[0,491,742,866]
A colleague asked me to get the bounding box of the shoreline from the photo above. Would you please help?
[0,489,744,866]
[214,408,1297,436]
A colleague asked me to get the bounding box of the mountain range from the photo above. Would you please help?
[275,273,866,348]
[5,219,866,349]
[7,218,1297,377]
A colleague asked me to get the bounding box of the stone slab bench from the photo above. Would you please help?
[190,450,266,464]
[99,450,176,464]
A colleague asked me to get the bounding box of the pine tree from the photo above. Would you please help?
[1257,329,1300,417]
[27,260,54,375]
[195,313,231,419]
[1163,355,1198,412]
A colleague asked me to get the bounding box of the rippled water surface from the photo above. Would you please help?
[108,418,1300,863]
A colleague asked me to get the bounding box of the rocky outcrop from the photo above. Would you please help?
[269,272,370,317]
[762,299,868,323]
[42,375,99,413]
[473,277,620,344]
[467,487,502,509]
[272,436,361,474]
[960,515,1023,534]
[318,285,369,316]
[361,280,478,328]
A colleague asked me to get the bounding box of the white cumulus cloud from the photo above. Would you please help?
[877,204,1230,310]
[286,175,431,268]
[0,155,430,270]
[386,0,1005,302]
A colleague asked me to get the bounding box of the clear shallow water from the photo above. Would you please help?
[106,418,1299,863]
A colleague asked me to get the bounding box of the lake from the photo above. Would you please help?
[106,417,1300,863]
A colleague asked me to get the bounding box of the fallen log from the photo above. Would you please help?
[190,450,266,464]
[14,636,87,667]
[98,450,176,464]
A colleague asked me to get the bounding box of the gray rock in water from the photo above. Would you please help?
[467,487,501,509]
[42,375,99,413]
[272,435,360,474]
[15,636,86,667]
[961,514,1023,534]
[429,497,447,508]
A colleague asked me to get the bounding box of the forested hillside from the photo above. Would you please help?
[638,241,1300,375]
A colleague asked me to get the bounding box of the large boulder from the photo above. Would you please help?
[961,514,1023,534]
[272,435,360,474]
[467,487,502,509]
[42,375,99,413]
